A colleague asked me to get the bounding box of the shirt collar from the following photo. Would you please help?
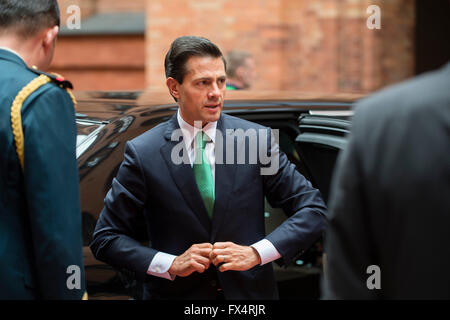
[177,110,217,149]
[0,47,25,62]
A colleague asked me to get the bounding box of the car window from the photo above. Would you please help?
[76,120,106,159]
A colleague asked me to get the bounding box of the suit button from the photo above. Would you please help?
[210,280,217,287]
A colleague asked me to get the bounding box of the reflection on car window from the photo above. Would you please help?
[76,121,105,158]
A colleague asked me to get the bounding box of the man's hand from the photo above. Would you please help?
[168,243,213,277]
[210,242,262,272]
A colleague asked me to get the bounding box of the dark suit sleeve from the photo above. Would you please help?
[23,86,85,299]
[321,107,379,299]
[90,141,158,282]
[262,128,328,267]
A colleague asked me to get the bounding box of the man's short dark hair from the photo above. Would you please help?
[164,36,226,84]
[0,0,60,38]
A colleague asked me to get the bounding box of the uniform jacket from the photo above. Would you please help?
[91,112,327,299]
[0,49,85,299]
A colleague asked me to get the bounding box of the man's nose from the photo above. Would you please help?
[208,82,221,99]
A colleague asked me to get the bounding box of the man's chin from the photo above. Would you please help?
[202,108,222,123]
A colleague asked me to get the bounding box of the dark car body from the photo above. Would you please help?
[75,90,362,299]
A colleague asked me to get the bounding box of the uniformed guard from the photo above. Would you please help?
[0,0,86,299]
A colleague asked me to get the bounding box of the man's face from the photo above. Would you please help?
[175,56,227,126]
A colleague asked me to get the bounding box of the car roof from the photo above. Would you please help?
[74,90,364,121]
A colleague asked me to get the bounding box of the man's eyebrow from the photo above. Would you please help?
[194,75,226,81]
[194,77,212,81]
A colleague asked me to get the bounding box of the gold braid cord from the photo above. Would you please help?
[11,75,51,171]
[50,70,77,107]
[66,88,77,108]
[10,74,77,171]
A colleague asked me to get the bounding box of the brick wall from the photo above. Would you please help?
[54,0,146,91]
[58,0,97,22]
[146,0,415,94]
[54,0,416,93]
[51,36,145,91]
[58,0,146,20]
[96,0,146,13]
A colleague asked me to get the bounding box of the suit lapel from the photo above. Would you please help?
[160,114,211,235]
[211,115,238,241]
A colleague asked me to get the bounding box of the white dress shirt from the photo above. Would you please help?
[147,110,281,280]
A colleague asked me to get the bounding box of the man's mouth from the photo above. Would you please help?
[204,104,220,109]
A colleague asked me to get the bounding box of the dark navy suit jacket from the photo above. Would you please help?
[323,62,450,299]
[91,112,327,299]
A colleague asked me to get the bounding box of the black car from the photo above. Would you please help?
[75,90,362,300]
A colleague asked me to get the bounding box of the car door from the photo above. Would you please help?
[295,112,353,204]
[234,110,332,299]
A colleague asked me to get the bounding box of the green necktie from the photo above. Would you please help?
[193,131,215,218]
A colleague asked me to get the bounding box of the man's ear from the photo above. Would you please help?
[43,26,59,51]
[166,77,181,100]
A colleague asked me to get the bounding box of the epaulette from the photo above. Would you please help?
[11,67,76,172]
[28,66,73,89]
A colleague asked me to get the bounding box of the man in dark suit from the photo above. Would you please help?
[0,0,86,299]
[322,61,450,299]
[90,36,327,299]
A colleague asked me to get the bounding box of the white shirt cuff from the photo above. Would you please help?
[147,252,177,281]
[251,239,282,266]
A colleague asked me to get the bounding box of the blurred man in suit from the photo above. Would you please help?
[225,50,256,90]
[0,0,86,299]
[91,36,327,299]
[322,61,450,299]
